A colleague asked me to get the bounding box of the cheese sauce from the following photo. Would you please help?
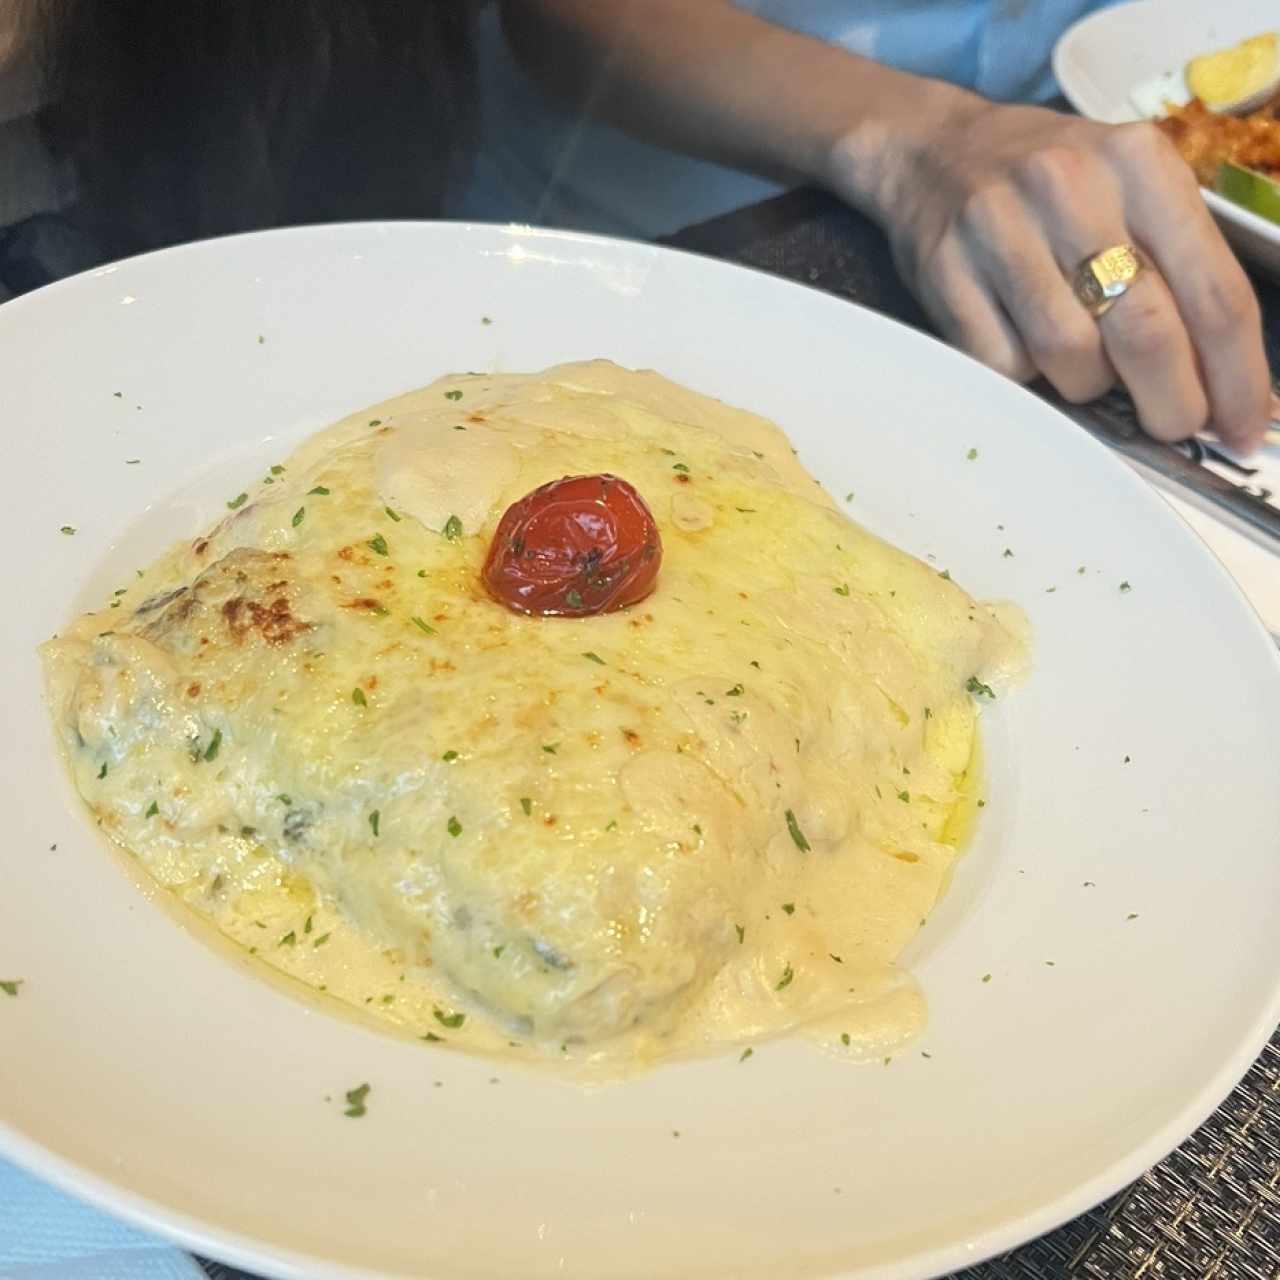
[41,362,1024,1077]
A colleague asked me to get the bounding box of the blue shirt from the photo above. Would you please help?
[451,0,1119,237]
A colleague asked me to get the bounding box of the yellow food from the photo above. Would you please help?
[1186,32,1280,113]
[41,361,1022,1073]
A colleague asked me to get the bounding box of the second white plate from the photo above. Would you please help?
[1055,0,1280,275]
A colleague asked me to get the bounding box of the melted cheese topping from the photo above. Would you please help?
[41,361,1023,1075]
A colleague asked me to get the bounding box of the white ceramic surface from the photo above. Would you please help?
[2,223,1279,1280]
[1055,0,1280,277]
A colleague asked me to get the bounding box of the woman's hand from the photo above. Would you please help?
[830,97,1270,451]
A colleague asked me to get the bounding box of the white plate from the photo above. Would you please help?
[2,223,1279,1280]
[1054,0,1280,276]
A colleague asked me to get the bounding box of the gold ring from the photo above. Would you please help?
[1071,244,1148,318]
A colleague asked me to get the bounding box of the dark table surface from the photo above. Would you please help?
[197,190,1280,1280]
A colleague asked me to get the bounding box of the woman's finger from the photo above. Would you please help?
[1096,265,1210,441]
[914,235,1037,383]
[958,180,1116,403]
[1108,123,1269,450]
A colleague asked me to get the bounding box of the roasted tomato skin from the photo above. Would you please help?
[482,474,662,617]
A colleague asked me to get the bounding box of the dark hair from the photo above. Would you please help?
[35,0,476,256]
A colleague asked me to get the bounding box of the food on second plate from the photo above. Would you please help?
[40,360,1022,1072]
[1133,31,1280,225]
[1185,31,1280,114]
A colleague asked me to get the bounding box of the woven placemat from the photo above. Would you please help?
[197,198,1280,1280]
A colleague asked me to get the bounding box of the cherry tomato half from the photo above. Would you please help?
[482,474,662,617]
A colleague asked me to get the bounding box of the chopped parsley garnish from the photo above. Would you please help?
[313,932,331,947]
[671,462,690,473]
[145,801,159,818]
[384,506,401,522]
[447,816,462,837]
[279,931,296,946]
[269,464,285,476]
[277,794,292,805]
[845,492,854,502]
[735,507,757,513]
[0,980,22,997]
[829,953,843,964]
[833,583,850,596]
[1119,580,1132,592]
[966,447,978,460]
[97,762,108,780]
[749,660,761,669]
[444,389,463,401]
[410,616,436,636]
[368,533,389,556]
[369,810,380,837]
[493,945,506,959]
[203,729,223,762]
[735,924,745,944]
[725,683,744,697]
[1126,912,1140,921]
[923,707,932,719]
[286,507,303,529]
[59,525,76,535]
[784,808,811,852]
[434,1007,466,1029]
[304,915,313,934]
[938,569,951,581]
[739,1047,753,1062]
[226,493,248,510]
[441,750,458,763]
[1003,548,1014,558]
[982,973,992,984]
[519,797,532,815]
[541,743,559,754]
[840,1032,851,1046]
[352,688,367,707]
[308,486,330,496]
[443,515,463,541]
[782,902,795,915]
[775,963,794,991]
[897,790,910,803]
[368,419,382,427]
[564,589,584,609]
[343,1083,370,1117]
[605,819,618,831]
[582,651,606,665]
[421,1031,443,1042]
[965,676,995,699]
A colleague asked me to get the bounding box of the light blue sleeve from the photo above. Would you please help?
[0,1157,205,1280]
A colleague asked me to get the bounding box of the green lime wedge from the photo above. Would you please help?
[1215,161,1280,225]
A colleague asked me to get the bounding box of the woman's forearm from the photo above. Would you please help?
[498,0,977,206]
[499,0,1269,452]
